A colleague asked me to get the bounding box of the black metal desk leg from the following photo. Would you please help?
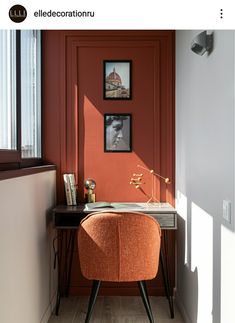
[65,230,76,296]
[55,230,63,315]
[54,229,76,315]
[160,231,174,319]
[55,290,61,316]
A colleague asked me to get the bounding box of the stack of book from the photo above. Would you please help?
[63,173,77,206]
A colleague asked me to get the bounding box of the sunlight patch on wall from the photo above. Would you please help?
[191,202,213,323]
[176,190,188,264]
[221,225,235,322]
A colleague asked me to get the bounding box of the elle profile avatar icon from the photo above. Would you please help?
[9,5,27,23]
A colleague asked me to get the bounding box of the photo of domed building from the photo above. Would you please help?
[104,61,131,99]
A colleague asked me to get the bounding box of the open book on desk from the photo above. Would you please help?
[85,202,144,211]
[84,202,176,215]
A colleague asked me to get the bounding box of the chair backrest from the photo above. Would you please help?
[78,211,161,282]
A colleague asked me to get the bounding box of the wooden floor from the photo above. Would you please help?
[48,296,185,323]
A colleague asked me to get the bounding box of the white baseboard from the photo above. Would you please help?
[175,292,192,323]
[40,292,57,323]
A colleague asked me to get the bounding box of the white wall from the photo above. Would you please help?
[0,170,57,323]
[176,30,235,323]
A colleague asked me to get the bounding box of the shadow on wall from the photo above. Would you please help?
[175,29,235,323]
[77,94,173,204]
[177,214,198,323]
[177,191,222,323]
[74,41,173,204]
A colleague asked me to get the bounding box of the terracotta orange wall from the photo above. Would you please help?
[43,30,175,205]
[80,44,159,202]
[43,30,175,295]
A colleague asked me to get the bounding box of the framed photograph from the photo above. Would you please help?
[104,114,132,152]
[104,60,132,100]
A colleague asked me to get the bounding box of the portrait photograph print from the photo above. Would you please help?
[104,60,132,99]
[104,114,132,152]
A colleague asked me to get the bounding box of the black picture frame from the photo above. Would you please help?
[103,60,132,100]
[104,114,132,152]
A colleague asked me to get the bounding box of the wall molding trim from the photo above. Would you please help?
[43,30,175,204]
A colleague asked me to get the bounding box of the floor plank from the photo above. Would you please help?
[48,296,185,323]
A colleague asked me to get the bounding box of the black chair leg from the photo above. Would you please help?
[85,280,101,323]
[138,281,155,323]
[160,248,174,318]
[142,281,154,319]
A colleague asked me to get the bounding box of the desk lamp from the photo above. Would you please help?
[84,179,96,203]
[130,165,171,203]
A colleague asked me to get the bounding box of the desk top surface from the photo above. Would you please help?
[53,202,176,214]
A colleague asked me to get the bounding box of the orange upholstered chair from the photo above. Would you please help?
[78,211,161,323]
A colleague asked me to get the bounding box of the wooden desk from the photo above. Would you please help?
[52,203,177,318]
[54,202,177,229]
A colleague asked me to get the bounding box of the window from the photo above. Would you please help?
[0,30,42,169]
[21,31,41,159]
[0,30,17,151]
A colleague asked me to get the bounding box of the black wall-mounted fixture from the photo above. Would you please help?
[191,31,213,55]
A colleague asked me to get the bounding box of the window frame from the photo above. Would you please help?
[0,30,43,171]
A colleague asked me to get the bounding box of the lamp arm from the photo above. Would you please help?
[137,165,171,184]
